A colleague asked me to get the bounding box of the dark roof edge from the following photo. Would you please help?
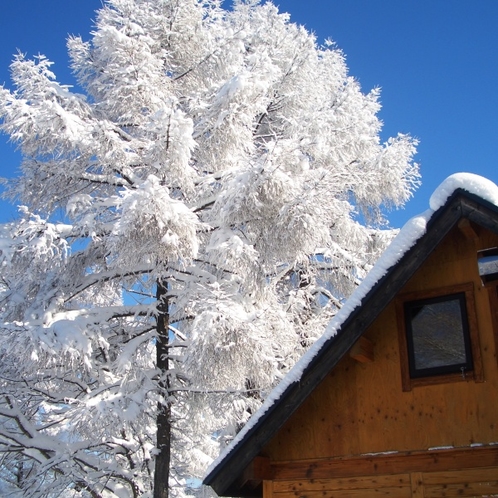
[204,189,498,495]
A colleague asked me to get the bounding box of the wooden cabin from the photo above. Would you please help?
[204,177,498,498]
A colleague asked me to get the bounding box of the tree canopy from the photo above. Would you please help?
[0,1,419,496]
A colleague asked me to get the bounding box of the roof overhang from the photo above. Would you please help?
[204,189,498,497]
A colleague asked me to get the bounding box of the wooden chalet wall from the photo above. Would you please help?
[261,223,498,497]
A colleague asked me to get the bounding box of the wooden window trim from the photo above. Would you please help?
[396,283,483,392]
[484,282,498,367]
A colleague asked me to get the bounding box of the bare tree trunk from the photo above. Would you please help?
[154,280,171,498]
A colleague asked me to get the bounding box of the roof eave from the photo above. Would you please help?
[204,190,498,496]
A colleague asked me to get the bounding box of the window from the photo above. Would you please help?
[477,247,498,284]
[483,274,498,368]
[404,293,473,378]
[396,283,483,391]
[477,248,498,367]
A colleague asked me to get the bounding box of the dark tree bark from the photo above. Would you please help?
[154,280,171,498]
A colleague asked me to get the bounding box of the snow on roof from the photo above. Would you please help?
[429,172,498,211]
[206,172,498,476]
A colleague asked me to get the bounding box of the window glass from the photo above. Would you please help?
[405,293,473,377]
[477,247,498,284]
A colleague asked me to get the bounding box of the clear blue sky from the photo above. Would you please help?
[1,1,497,228]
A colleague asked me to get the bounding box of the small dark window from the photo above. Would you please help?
[477,247,498,284]
[404,293,473,378]
[397,283,483,391]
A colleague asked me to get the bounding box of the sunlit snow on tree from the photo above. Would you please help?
[0,1,419,497]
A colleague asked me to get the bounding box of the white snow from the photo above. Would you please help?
[206,172,498,477]
[429,172,498,211]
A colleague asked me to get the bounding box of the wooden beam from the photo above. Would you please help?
[241,456,273,488]
[262,480,273,498]
[273,474,411,493]
[425,480,498,497]
[349,336,374,363]
[271,446,498,481]
[486,284,498,368]
[271,468,498,498]
[273,487,412,498]
[458,218,479,240]
[422,466,498,485]
[410,472,425,498]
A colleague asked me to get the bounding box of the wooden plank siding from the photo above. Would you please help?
[264,453,498,497]
[260,223,498,497]
[204,192,498,498]
[265,224,498,463]
[269,446,498,481]
[266,467,498,498]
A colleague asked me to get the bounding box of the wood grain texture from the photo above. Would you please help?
[205,192,498,498]
[271,447,498,481]
[268,467,498,498]
[349,336,374,363]
[267,225,498,462]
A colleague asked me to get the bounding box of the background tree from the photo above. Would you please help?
[0,0,419,496]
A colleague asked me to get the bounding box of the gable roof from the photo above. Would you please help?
[204,173,498,497]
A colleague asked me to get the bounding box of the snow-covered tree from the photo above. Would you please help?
[0,0,419,496]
